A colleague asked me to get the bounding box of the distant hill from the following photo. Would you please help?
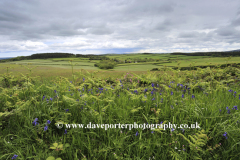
[0,57,14,60]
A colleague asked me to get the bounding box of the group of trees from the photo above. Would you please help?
[170,51,240,57]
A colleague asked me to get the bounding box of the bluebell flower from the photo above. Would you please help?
[152,83,154,87]
[152,98,155,101]
[11,154,18,159]
[42,95,45,101]
[229,89,233,92]
[227,109,230,114]
[219,109,222,112]
[223,132,228,139]
[160,121,163,124]
[169,85,171,88]
[226,107,229,110]
[171,128,175,132]
[76,99,79,101]
[44,125,48,131]
[54,90,57,93]
[64,129,67,134]
[192,95,195,99]
[171,91,173,95]
[151,91,154,95]
[144,88,148,92]
[120,80,122,83]
[83,88,84,91]
[135,131,139,136]
[157,84,159,87]
[65,109,69,112]
[70,81,72,83]
[234,106,238,110]
[32,118,39,126]
[182,94,184,98]
[171,105,174,109]
[83,78,85,81]
[68,89,70,91]
[151,131,154,134]
[134,90,138,94]
[160,93,162,95]
[50,98,53,101]
[47,120,51,124]
[84,103,86,105]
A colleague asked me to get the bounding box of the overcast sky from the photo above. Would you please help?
[0,0,240,57]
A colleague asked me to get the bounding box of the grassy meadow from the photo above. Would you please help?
[0,54,240,159]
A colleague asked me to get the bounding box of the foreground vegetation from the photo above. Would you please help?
[1,61,240,159]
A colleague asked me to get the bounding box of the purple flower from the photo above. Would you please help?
[219,109,222,112]
[151,131,154,134]
[223,132,228,139]
[65,109,69,112]
[54,90,57,93]
[32,118,39,126]
[192,95,195,99]
[50,98,53,101]
[135,131,139,136]
[182,94,184,98]
[152,98,155,101]
[47,120,51,124]
[11,155,18,159]
[83,78,85,81]
[227,109,230,114]
[42,95,45,101]
[76,99,79,101]
[171,128,175,132]
[44,125,48,131]
[70,81,72,83]
[226,107,229,110]
[64,129,67,134]
[234,106,238,110]
[171,91,173,95]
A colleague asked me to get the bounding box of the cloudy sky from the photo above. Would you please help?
[1,0,240,57]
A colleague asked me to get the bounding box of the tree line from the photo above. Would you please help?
[170,51,240,57]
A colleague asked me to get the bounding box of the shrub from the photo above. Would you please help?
[94,60,117,69]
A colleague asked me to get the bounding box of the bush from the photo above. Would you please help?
[94,60,117,69]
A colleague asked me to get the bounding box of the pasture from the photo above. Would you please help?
[0,54,240,159]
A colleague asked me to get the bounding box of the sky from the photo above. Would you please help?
[0,0,240,57]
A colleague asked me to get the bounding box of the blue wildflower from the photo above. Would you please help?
[151,91,154,95]
[54,90,57,93]
[135,131,139,136]
[151,131,154,134]
[182,94,184,98]
[227,109,230,114]
[70,81,72,83]
[171,105,174,109]
[171,128,175,132]
[42,95,45,101]
[171,91,173,95]
[32,118,39,126]
[192,95,195,99]
[226,106,229,110]
[47,120,51,124]
[83,78,85,81]
[44,125,48,131]
[145,89,148,92]
[64,129,67,134]
[76,99,79,101]
[229,89,233,92]
[65,109,69,112]
[169,85,171,88]
[152,98,155,101]
[152,83,154,87]
[11,155,18,159]
[223,132,228,139]
[234,106,238,110]
[50,98,53,101]
[181,129,185,134]
[219,109,222,112]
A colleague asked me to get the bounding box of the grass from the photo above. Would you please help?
[0,61,240,159]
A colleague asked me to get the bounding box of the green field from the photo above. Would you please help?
[1,54,240,159]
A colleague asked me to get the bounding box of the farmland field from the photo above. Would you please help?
[1,54,240,159]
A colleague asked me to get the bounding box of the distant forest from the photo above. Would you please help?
[170,51,240,57]
[0,50,240,62]
[0,53,109,62]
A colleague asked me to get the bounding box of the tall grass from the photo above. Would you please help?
[0,64,240,159]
